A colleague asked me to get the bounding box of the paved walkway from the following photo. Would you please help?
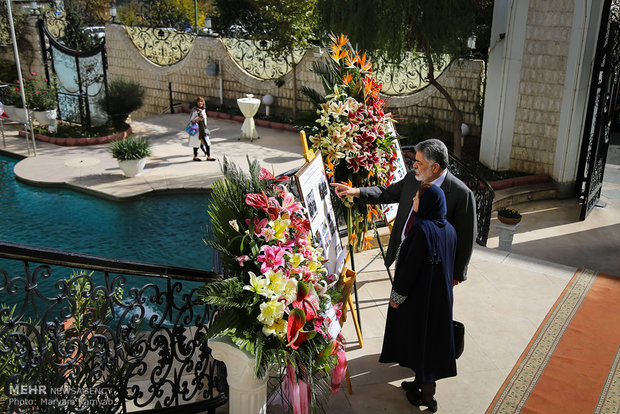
[2,114,619,413]
[1,113,305,200]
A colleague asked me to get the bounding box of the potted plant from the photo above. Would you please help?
[109,135,151,177]
[1,83,27,121]
[497,207,522,225]
[23,73,58,125]
[98,78,145,130]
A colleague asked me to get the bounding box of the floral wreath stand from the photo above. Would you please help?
[209,336,268,414]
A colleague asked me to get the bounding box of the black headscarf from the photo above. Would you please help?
[412,184,449,265]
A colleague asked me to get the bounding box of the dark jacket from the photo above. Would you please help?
[357,170,476,281]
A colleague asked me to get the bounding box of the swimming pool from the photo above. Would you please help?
[0,154,214,268]
[0,154,214,309]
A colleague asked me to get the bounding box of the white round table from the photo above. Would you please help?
[237,97,261,141]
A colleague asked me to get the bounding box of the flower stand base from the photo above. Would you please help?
[496,222,520,252]
[209,336,267,414]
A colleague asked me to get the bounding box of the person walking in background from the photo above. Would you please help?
[189,96,215,161]
[331,138,476,284]
[379,182,458,411]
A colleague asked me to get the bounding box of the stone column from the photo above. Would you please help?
[209,336,268,414]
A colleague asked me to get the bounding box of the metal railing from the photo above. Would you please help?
[0,240,228,413]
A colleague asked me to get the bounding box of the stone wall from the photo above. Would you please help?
[9,19,484,138]
[511,0,573,175]
[104,24,484,136]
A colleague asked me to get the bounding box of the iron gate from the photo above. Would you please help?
[37,18,108,128]
[577,0,620,220]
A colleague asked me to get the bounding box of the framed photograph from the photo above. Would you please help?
[295,154,346,276]
[307,190,318,219]
[318,177,329,200]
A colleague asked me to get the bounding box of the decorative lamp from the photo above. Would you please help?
[109,2,117,22]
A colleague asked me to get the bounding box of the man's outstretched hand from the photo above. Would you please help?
[331,182,360,198]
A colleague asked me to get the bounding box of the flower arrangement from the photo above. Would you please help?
[306,34,397,250]
[198,158,347,413]
[16,72,57,111]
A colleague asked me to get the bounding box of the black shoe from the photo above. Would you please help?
[401,381,420,392]
[406,391,438,413]
[193,157,202,162]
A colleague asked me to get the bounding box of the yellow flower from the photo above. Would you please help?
[282,278,298,303]
[264,269,286,295]
[258,299,285,326]
[291,253,304,268]
[262,318,287,338]
[243,271,271,297]
[272,218,290,241]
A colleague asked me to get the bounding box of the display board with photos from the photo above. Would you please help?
[382,137,408,223]
[294,154,346,276]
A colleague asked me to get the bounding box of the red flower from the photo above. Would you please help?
[286,308,317,350]
[291,282,319,321]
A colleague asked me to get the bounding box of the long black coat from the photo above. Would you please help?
[379,224,457,383]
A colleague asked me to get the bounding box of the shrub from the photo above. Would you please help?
[22,73,57,111]
[99,78,145,130]
[2,84,21,106]
[109,136,151,160]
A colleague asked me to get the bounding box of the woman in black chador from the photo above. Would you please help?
[379,182,457,412]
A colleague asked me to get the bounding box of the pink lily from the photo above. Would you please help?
[256,245,286,273]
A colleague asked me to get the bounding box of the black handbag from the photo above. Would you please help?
[454,320,465,359]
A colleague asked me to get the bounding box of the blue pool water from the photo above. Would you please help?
[0,154,214,312]
[0,155,213,267]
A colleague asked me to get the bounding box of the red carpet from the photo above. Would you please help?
[486,269,620,414]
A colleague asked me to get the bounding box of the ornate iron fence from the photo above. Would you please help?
[0,240,228,413]
[371,52,451,96]
[401,145,494,246]
[221,38,306,80]
[124,26,197,67]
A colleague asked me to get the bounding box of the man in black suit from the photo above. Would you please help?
[331,139,477,283]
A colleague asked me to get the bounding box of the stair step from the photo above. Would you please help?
[492,182,558,210]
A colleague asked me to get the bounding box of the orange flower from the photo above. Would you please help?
[329,33,350,62]
[355,52,372,72]
[342,73,353,85]
[349,232,357,247]
[362,234,374,250]
[326,158,335,180]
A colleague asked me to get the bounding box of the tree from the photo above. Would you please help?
[61,0,108,50]
[319,0,489,157]
[214,0,319,116]
[118,0,214,31]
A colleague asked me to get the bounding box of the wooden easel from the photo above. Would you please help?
[339,266,363,394]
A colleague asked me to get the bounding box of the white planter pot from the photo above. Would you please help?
[117,158,147,178]
[32,109,57,125]
[4,105,28,123]
[209,336,267,414]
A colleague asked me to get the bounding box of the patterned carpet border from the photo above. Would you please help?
[486,268,598,414]
[596,345,620,413]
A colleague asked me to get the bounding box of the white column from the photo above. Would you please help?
[479,0,529,170]
[553,0,606,195]
[209,336,268,414]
